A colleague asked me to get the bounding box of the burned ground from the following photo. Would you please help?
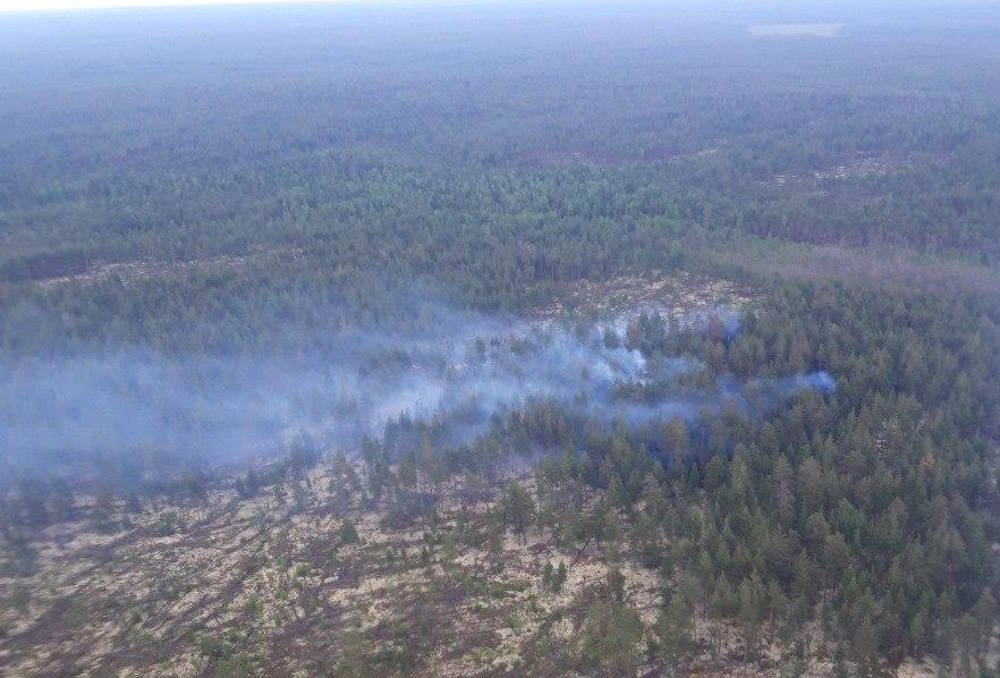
[0,455,962,678]
[0,461,649,676]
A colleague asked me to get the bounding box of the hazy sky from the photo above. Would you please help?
[0,0,986,14]
[0,0,393,11]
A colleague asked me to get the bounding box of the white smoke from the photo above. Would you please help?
[0,301,832,477]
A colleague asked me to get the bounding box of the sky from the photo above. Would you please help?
[0,0,406,12]
[1,0,990,12]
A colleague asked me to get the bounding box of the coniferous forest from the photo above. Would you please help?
[0,3,998,676]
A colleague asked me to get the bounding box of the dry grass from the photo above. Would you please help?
[0,463,646,676]
[0,458,952,677]
[536,272,754,319]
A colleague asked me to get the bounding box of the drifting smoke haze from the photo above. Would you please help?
[0,298,834,482]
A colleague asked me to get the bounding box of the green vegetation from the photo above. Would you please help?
[0,2,998,676]
[339,519,360,546]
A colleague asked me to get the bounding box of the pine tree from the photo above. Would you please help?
[502,481,536,545]
[553,562,567,593]
[339,518,359,545]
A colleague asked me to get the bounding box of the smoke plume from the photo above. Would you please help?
[0,300,833,481]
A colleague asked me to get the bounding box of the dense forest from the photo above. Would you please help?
[0,2,998,676]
